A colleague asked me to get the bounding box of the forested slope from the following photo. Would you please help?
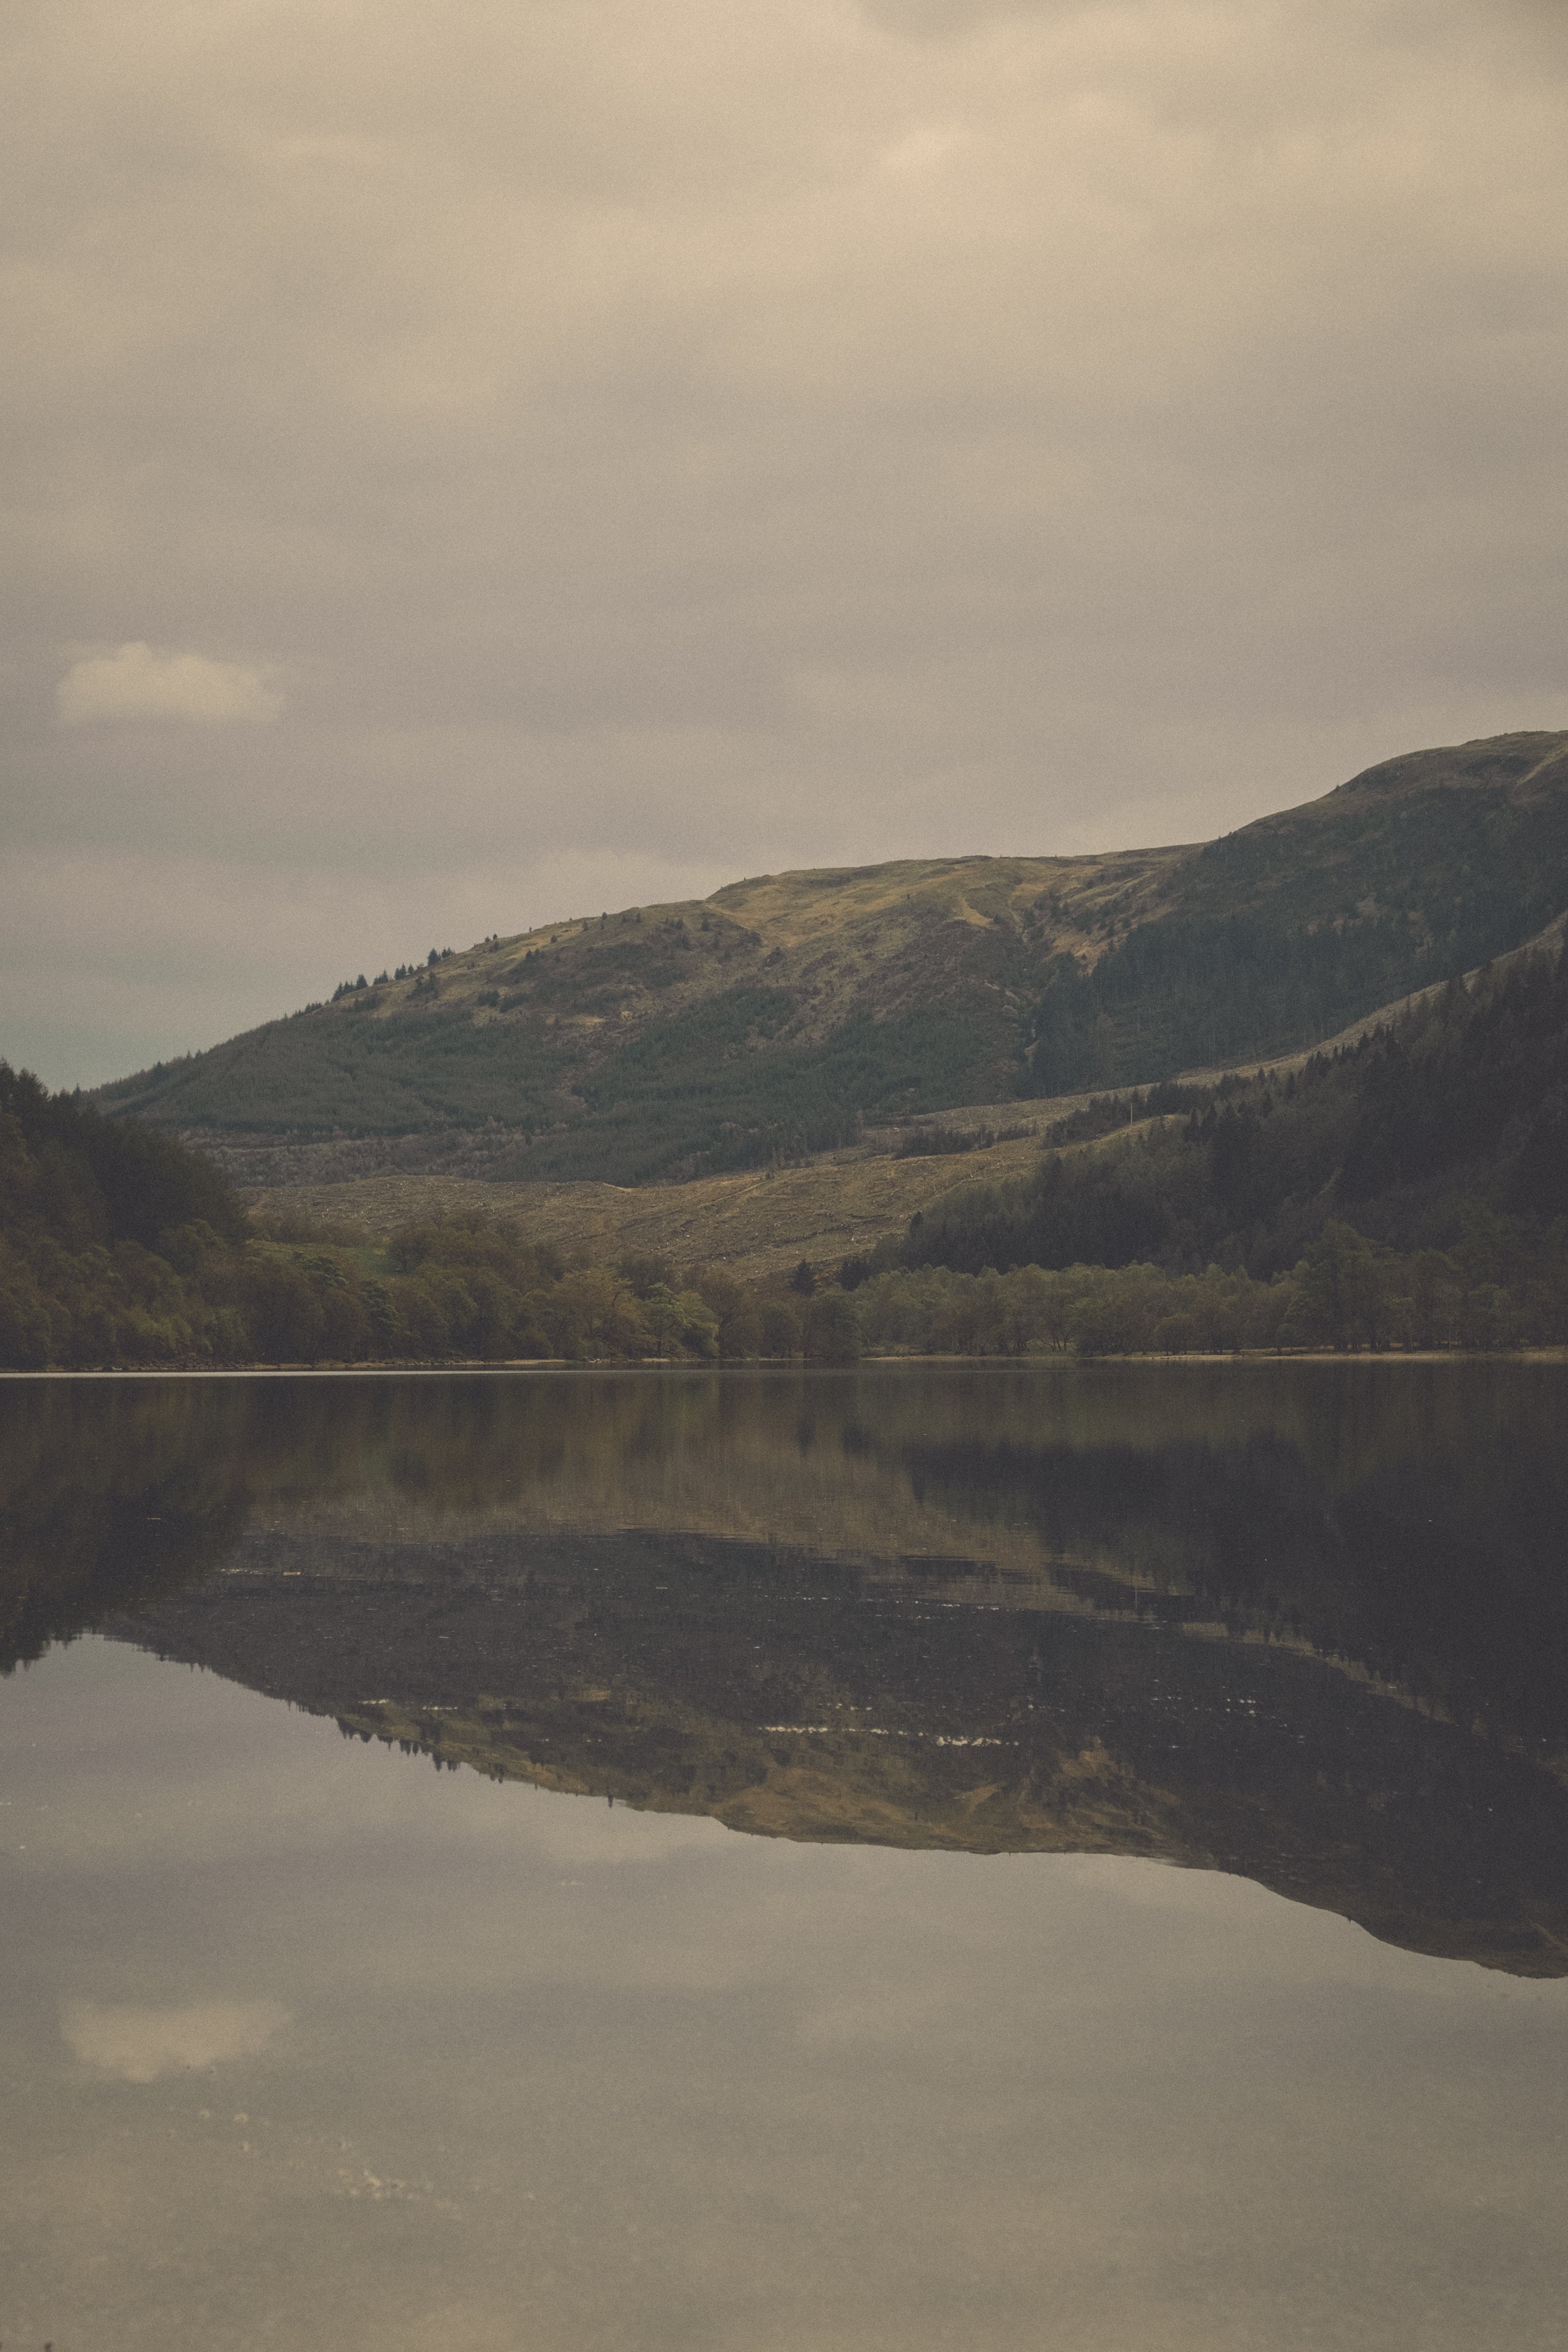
[1028,731,1568,1090]
[87,730,1568,1187]
[0,1064,717,1370]
[895,938,1568,1290]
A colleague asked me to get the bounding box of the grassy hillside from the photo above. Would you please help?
[89,730,1568,1186]
[245,1148,1014,1279]
[93,858,1167,1182]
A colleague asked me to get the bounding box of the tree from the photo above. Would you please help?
[641,1282,687,1354]
[759,1297,802,1356]
[804,1291,860,1363]
[674,1289,721,1358]
[692,1267,761,1357]
[554,1266,653,1358]
[1284,1223,1386,1349]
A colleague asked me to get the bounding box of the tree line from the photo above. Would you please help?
[0,1069,856,1367]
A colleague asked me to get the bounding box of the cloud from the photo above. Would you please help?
[60,1998,290,2083]
[56,643,282,727]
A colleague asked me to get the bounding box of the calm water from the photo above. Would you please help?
[3,1362,1567,2349]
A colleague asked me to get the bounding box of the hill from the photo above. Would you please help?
[89,730,1568,1189]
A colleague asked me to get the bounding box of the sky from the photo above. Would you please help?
[4,0,1566,1089]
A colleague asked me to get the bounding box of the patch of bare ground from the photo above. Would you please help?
[245,1127,1059,1276]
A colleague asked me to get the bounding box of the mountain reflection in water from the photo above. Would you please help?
[4,1361,1567,1974]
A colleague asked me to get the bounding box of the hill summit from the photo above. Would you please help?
[92,731,1568,1187]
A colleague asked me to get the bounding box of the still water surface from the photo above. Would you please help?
[3,1362,1567,2348]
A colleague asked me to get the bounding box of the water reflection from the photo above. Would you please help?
[4,1362,1568,1973]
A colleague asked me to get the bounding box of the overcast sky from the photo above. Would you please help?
[4,0,1565,1088]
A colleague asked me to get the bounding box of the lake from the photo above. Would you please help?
[3,1361,1567,2349]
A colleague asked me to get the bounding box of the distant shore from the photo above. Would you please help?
[7,1347,1567,1379]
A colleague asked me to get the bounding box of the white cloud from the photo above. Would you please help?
[60,1998,290,2082]
[56,643,282,727]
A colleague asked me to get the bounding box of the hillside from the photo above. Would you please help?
[90,730,1568,1189]
[246,1128,1056,1281]
[900,921,1568,1290]
[237,917,1565,1281]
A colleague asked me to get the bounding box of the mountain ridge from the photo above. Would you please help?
[90,729,1568,1187]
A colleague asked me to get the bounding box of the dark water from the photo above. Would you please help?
[3,1362,1567,2348]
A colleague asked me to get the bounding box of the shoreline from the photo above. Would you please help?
[5,1347,1567,1380]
